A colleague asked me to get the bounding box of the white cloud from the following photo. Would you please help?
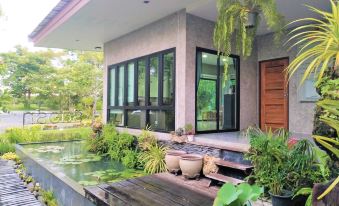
[0,0,59,53]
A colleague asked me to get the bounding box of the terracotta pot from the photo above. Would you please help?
[165,150,187,173]
[179,154,203,179]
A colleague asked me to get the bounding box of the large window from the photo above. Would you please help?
[108,48,175,132]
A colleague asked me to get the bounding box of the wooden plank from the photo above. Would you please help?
[113,180,179,206]
[126,178,186,206]
[138,175,213,206]
[128,178,192,206]
[205,173,244,185]
[215,159,253,171]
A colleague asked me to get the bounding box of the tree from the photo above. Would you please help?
[1,46,59,109]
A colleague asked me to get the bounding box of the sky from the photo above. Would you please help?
[0,0,60,53]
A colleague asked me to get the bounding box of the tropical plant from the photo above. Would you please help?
[138,143,167,174]
[184,123,194,135]
[312,99,339,203]
[41,190,58,206]
[121,149,139,169]
[138,125,157,151]
[313,99,339,158]
[214,0,285,58]
[246,127,329,196]
[285,0,339,84]
[213,183,264,206]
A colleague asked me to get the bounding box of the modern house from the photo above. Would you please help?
[29,0,330,141]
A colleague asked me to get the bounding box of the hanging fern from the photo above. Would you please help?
[214,0,285,58]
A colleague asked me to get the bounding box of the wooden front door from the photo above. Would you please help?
[260,58,289,131]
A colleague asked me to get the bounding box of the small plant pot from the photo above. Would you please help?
[179,154,203,179]
[269,190,294,206]
[246,11,258,28]
[165,150,187,174]
[187,135,194,142]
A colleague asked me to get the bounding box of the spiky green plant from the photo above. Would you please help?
[214,0,285,58]
[286,0,339,84]
[138,143,167,174]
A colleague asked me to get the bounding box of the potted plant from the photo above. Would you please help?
[179,154,203,179]
[213,183,264,206]
[246,127,329,206]
[214,0,285,59]
[184,124,195,142]
[165,150,187,175]
[170,127,187,143]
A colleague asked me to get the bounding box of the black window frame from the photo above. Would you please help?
[195,47,240,134]
[107,48,176,133]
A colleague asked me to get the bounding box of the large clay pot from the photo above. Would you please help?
[179,154,203,179]
[165,150,187,174]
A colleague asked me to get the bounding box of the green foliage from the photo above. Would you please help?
[214,0,284,58]
[0,46,103,120]
[0,127,91,155]
[213,183,264,206]
[294,187,313,206]
[121,149,139,169]
[138,125,157,151]
[246,127,330,196]
[0,90,12,112]
[286,0,339,84]
[42,190,58,206]
[138,143,167,174]
[184,123,194,134]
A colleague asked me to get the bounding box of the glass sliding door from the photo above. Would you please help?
[196,49,239,133]
[196,52,218,131]
[219,56,238,130]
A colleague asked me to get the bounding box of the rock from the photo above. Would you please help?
[27,182,34,192]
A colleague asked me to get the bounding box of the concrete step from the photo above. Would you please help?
[215,159,253,172]
[205,173,244,185]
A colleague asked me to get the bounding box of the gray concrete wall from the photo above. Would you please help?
[186,14,258,130]
[257,33,315,134]
[102,10,313,135]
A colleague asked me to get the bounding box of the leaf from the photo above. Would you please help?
[317,176,339,200]
[249,185,264,201]
[237,183,252,204]
[214,183,242,206]
[293,187,312,198]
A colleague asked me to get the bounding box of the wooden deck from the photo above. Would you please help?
[85,173,218,206]
[0,160,41,206]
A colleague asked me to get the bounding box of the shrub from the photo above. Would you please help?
[138,126,157,151]
[246,127,330,196]
[42,190,58,206]
[121,149,139,169]
[0,139,15,155]
[1,152,19,162]
[139,143,167,174]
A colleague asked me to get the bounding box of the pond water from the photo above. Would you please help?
[22,141,145,186]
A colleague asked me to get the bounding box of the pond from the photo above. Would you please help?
[21,141,145,186]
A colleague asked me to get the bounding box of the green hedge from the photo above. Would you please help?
[0,126,92,155]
